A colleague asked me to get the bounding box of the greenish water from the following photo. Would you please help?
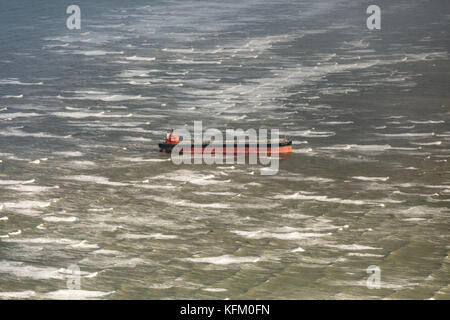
[0,0,449,299]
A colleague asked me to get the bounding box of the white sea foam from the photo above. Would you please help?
[320,121,354,125]
[116,157,169,162]
[352,176,389,182]
[93,249,121,255]
[283,213,313,219]
[326,244,382,251]
[1,238,79,245]
[0,79,43,86]
[285,130,335,138]
[117,69,153,77]
[51,111,133,118]
[43,216,77,222]
[74,50,123,56]
[185,255,260,265]
[194,191,238,196]
[62,175,128,186]
[71,240,99,249]
[203,288,228,292]
[127,78,153,85]
[394,206,443,218]
[0,112,41,119]
[293,148,313,153]
[88,207,114,212]
[137,184,178,190]
[403,218,427,222]
[2,200,51,209]
[0,291,35,299]
[233,230,328,240]
[67,160,97,168]
[125,56,156,61]
[320,144,391,152]
[375,132,435,138]
[118,233,177,240]
[0,260,65,280]
[6,185,58,193]
[274,192,378,206]
[52,151,84,157]
[390,146,422,151]
[411,141,442,146]
[408,120,445,124]
[152,170,229,186]
[217,166,235,170]
[347,253,384,257]
[0,127,63,139]
[0,179,35,185]
[42,290,114,300]
[121,136,152,142]
[59,90,147,102]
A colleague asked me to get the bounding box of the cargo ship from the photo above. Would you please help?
[158,140,293,154]
[158,129,292,154]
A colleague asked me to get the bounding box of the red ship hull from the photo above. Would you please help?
[158,140,293,154]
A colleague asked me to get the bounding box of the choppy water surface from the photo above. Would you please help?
[0,0,449,299]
